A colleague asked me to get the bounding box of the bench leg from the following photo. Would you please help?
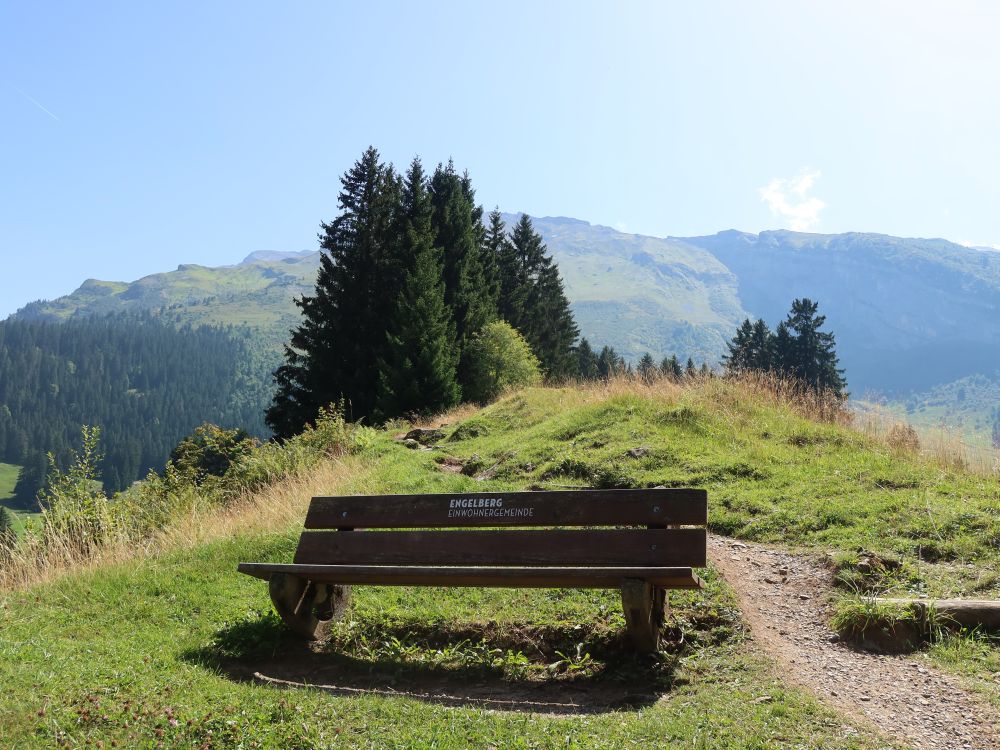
[268,573,352,641]
[621,579,666,653]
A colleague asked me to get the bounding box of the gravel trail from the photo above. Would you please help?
[708,534,999,750]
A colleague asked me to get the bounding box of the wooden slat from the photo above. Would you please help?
[304,489,707,529]
[292,528,706,567]
[237,563,704,589]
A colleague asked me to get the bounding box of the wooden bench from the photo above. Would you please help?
[238,488,707,652]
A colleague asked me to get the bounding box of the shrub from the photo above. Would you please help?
[170,423,258,485]
[463,321,542,403]
[38,426,125,553]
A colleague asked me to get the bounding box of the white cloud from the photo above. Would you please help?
[759,169,826,231]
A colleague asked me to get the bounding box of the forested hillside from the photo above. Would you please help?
[0,314,272,505]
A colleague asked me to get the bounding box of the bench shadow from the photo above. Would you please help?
[182,614,687,715]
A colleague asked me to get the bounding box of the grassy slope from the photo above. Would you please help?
[0,463,34,535]
[2,380,997,747]
[440,384,998,595]
[0,462,19,502]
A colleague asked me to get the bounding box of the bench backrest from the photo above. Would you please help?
[293,488,707,568]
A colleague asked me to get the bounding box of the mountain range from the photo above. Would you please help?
[13,217,1000,443]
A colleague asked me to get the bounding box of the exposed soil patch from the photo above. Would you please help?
[708,534,1000,750]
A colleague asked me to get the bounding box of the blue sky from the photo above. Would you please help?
[3,1,1000,316]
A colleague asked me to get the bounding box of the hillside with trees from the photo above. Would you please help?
[0,314,271,505]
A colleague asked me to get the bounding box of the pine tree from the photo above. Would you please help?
[699,362,711,377]
[771,321,794,375]
[723,319,755,372]
[782,298,846,396]
[638,353,657,383]
[376,159,460,418]
[481,208,507,316]
[507,215,579,377]
[661,354,683,380]
[267,147,400,436]
[685,357,696,378]
[748,319,774,371]
[597,346,624,379]
[497,214,526,325]
[576,338,600,380]
[723,318,774,373]
[430,162,493,385]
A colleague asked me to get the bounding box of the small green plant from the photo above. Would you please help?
[38,425,123,553]
[831,595,956,652]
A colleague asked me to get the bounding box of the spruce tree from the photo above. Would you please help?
[497,214,526,324]
[661,354,683,380]
[638,353,657,383]
[481,208,507,316]
[782,298,846,396]
[576,338,600,380]
[686,357,697,378]
[771,321,794,375]
[376,159,460,418]
[723,319,755,372]
[507,215,579,377]
[748,319,774,371]
[723,318,774,373]
[430,162,493,385]
[267,147,400,436]
[598,346,624,379]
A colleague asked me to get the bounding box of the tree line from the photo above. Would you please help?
[0,314,271,505]
[267,148,579,437]
[722,298,846,396]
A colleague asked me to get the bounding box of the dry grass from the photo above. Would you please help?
[566,370,851,426]
[0,456,361,593]
[412,402,481,430]
[856,403,1000,477]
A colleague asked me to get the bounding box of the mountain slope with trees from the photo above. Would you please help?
[0,314,271,506]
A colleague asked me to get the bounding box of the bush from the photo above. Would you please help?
[38,426,125,553]
[170,424,258,485]
[463,321,542,403]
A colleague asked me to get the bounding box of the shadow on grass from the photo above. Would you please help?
[182,612,698,714]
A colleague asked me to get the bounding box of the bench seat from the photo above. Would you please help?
[238,563,704,588]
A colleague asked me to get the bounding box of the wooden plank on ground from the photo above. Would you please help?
[237,563,704,589]
[304,489,707,529]
[292,528,707,567]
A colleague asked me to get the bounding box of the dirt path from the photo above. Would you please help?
[707,534,999,750]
